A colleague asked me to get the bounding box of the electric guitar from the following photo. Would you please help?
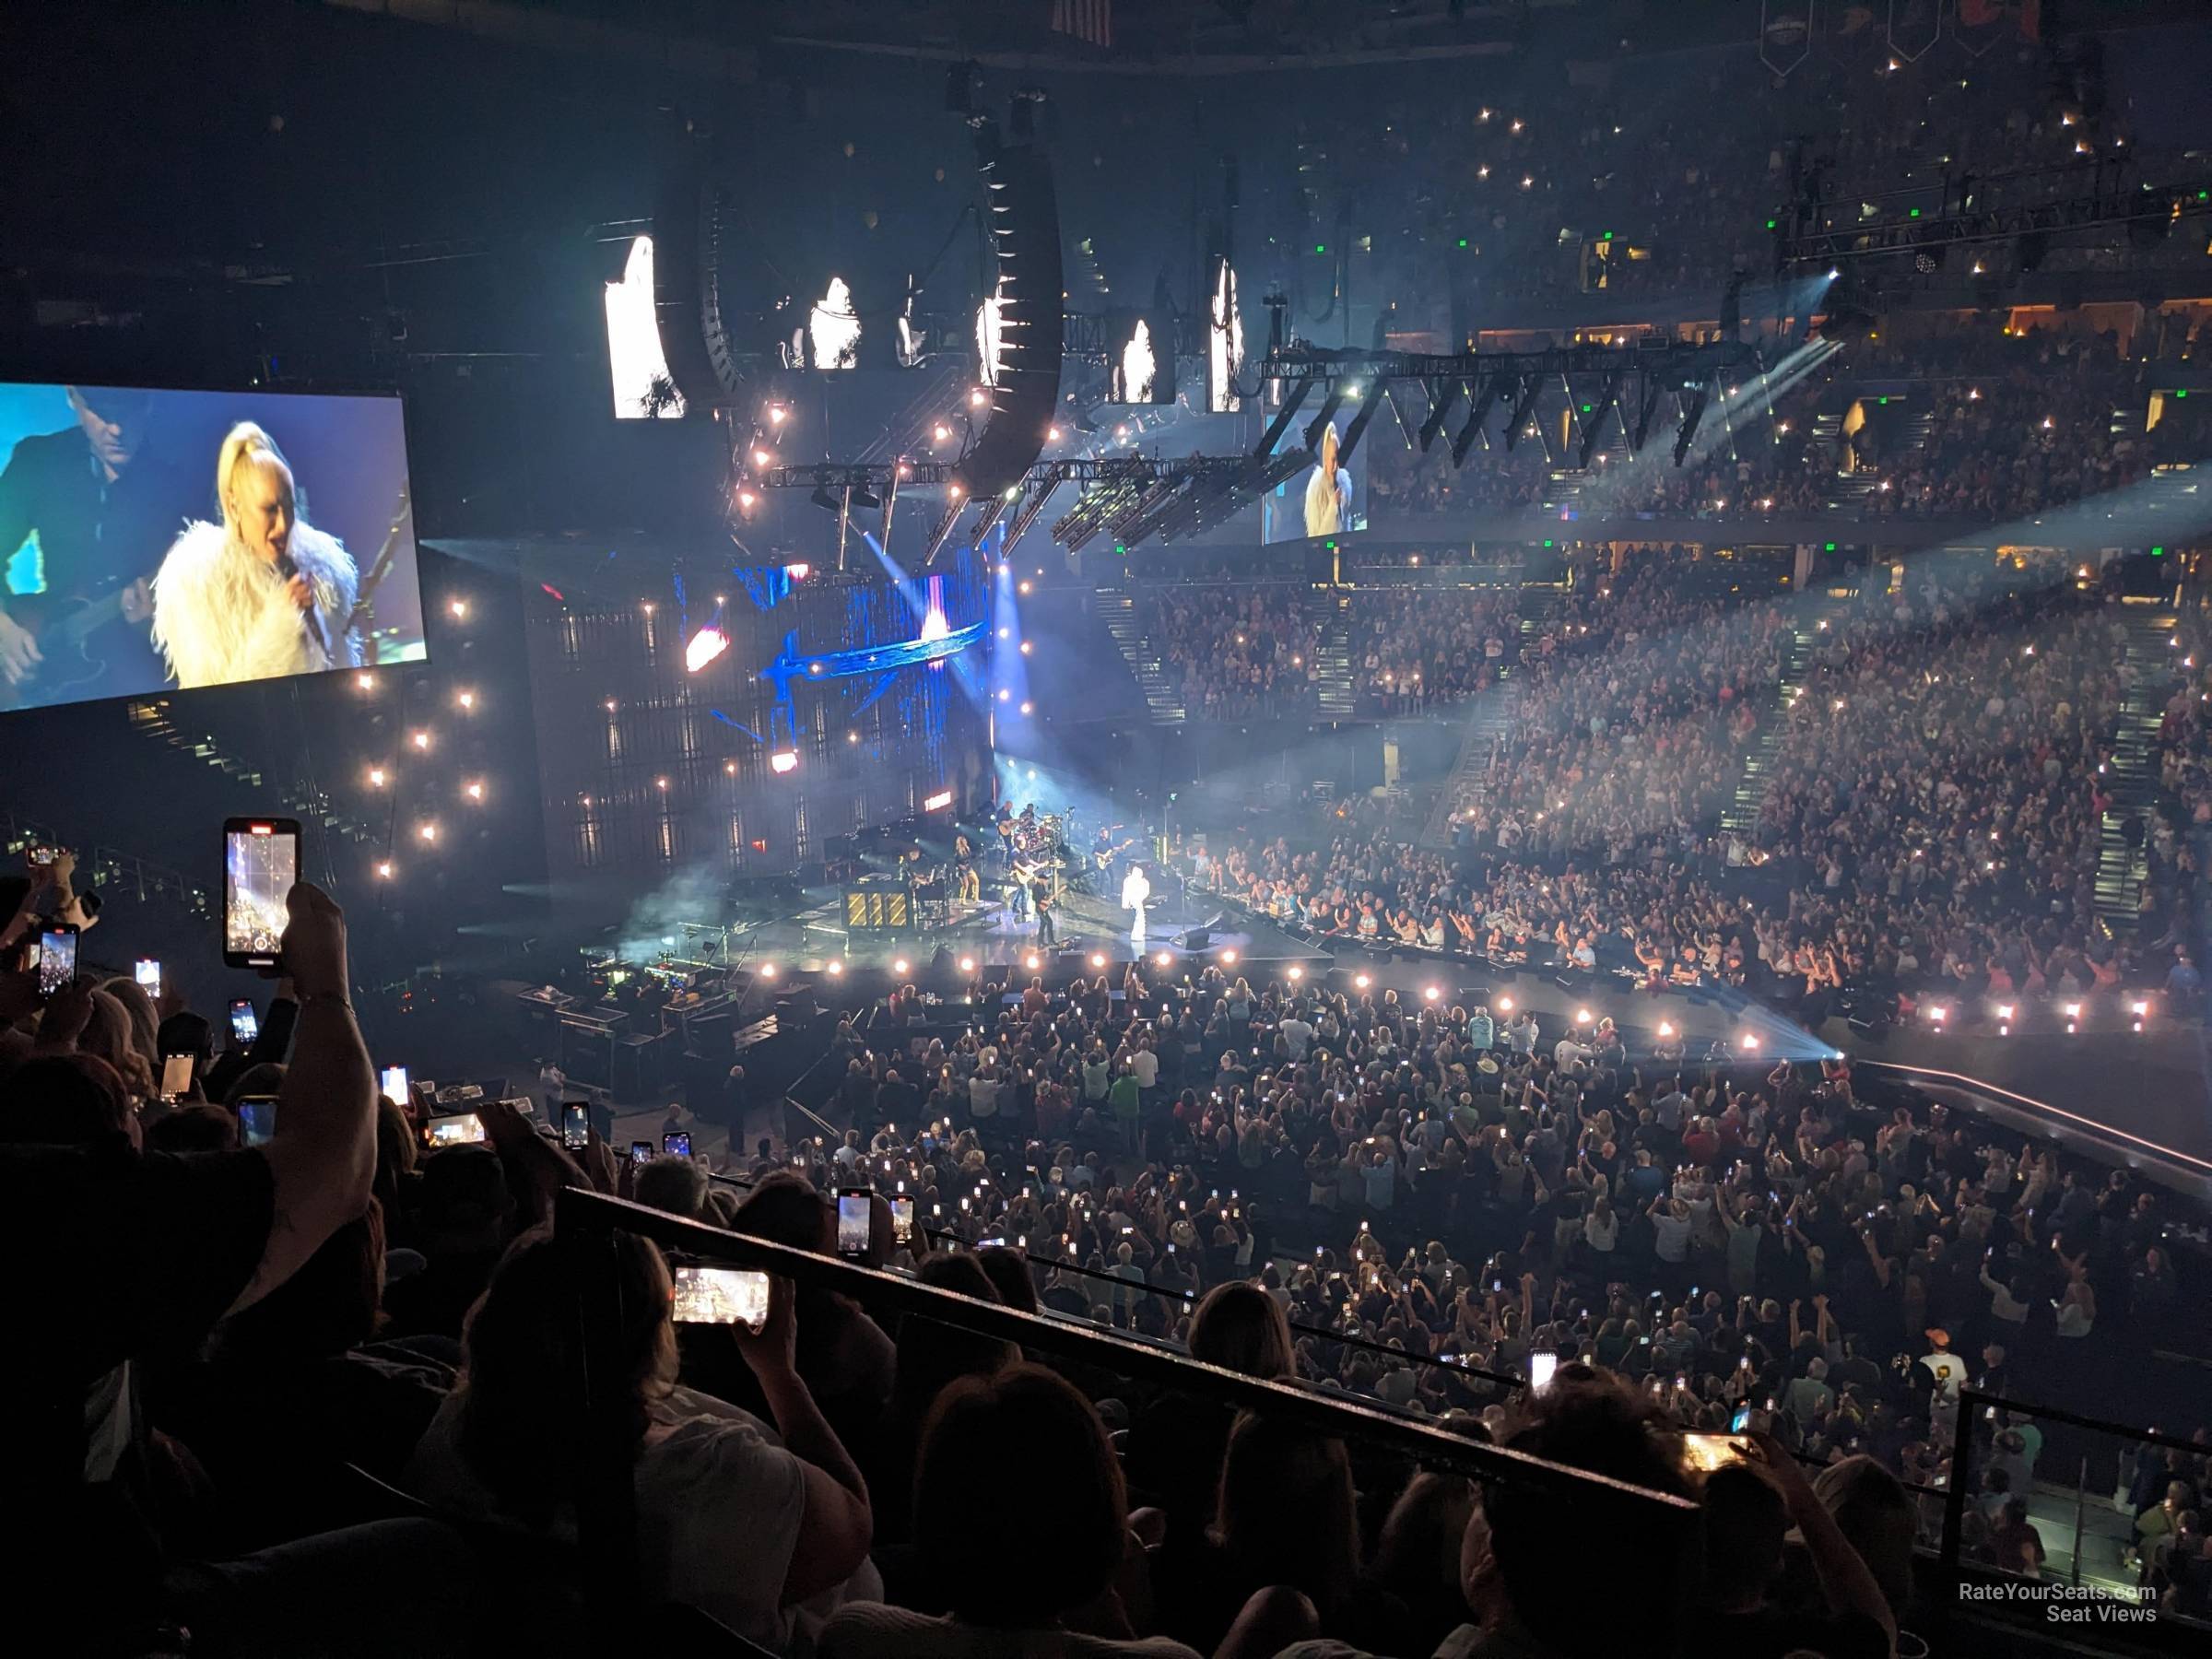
[0,582,137,710]
[1091,826,1135,870]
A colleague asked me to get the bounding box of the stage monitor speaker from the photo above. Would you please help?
[1176,925,1210,950]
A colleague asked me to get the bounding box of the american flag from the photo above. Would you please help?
[1053,0,1112,49]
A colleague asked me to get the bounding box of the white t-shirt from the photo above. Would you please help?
[1278,1018,1313,1059]
[1918,1350,1967,1400]
[1130,1049,1159,1088]
[406,1385,811,1651]
[1653,1210,1693,1263]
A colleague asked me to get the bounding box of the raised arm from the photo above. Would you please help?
[229,884,376,1313]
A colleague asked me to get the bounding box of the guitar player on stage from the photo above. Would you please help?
[0,384,191,705]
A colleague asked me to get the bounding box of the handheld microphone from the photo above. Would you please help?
[276,552,330,657]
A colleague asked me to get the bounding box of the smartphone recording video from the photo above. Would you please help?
[836,1188,872,1258]
[36,925,78,999]
[425,1112,488,1148]
[890,1194,917,1245]
[1528,1350,1559,1394]
[1680,1433,1757,1475]
[159,1053,194,1102]
[561,1100,590,1150]
[671,1265,771,1332]
[629,1140,654,1167]
[662,1130,692,1159]
[229,998,259,1047]
[1731,1404,1754,1435]
[380,1065,409,1107]
[223,818,300,969]
[135,959,162,997]
[236,1097,278,1147]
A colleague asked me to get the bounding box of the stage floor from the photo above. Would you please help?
[720,888,1324,975]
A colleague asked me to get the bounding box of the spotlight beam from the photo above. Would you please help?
[1337,382,1387,464]
[1253,375,1313,457]
[1577,370,1623,469]
[1499,374,1543,454]
[1300,388,1347,455]
[1672,384,1712,466]
[1417,378,1464,453]
[1450,372,1507,467]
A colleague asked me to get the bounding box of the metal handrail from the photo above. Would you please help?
[553,1184,1703,1656]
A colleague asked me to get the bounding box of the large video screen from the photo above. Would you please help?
[0,382,422,712]
[1261,409,1369,543]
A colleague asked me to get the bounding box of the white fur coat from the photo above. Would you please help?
[150,520,360,689]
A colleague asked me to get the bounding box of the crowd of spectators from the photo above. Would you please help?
[1359,320,2169,531]
[1199,548,2202,1024]
[1138,583,1324,720]
[13,834,2209,1654]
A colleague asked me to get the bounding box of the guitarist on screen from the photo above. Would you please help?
[0,384,192,703]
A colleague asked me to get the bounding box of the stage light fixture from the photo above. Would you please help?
[411,731,430,750]
[1287,965,1304,981]
[368,768,386,787]
[1657,1020,1675,1039]
[1026,954,1041,971]
[758,962,777,980]
[893,959,911,976]
[1739,1033,1759,1052]
[356,673,373,690]
[1219,949,1238,965]
[686,627,729,673]
[418,822,438,842]
[1497,995,1513,1012]
[376,862,393,879]
[456,690,475,710]
[1090,953,1107,969]
[770,750,798,774]
[465,782,484,801]
[1354,973,1371,989]
[1156,951,1173,967]
[959,956,976,973]
[1424,985,1441,1002]
[1575,1007,1593,1025]
[827,960,844,976]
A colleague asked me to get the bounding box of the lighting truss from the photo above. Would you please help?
[1254,340,1765,471]
[1771,174,2212,269]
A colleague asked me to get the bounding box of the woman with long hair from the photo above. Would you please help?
[1303,419,1348,537]
[150,421,359,688]
[404,1229,873,1648]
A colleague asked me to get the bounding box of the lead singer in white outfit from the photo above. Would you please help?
[151,421,359,689]
[1121,863,1151,945]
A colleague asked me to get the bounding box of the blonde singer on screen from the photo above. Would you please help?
[151,422,359,688]
[1302,419,1352,538]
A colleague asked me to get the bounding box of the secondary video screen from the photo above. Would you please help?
[1262,409,1369,543]
[0,381,424,712]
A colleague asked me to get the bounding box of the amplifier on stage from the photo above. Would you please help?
[845,882,912,933]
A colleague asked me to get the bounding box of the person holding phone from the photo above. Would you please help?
[404,1230,875,1651]
[0,879,374,1639]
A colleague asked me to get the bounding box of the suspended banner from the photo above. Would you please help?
[1759,1,1813,77]
[1818,2,1882,65]
[1888,0,1940,61]
[1956,0,2041,55]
